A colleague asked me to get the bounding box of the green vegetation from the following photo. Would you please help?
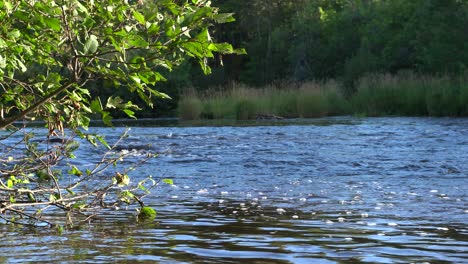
[179,72,468,119]
[170,0,468,118]
[138,206,157,221]
[211,0,467,87]
[1,0,467,227]
[351,73,468,117]
[178,81,348,120]
[0,0,241,227]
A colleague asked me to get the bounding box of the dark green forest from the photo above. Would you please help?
[94,0,468,118]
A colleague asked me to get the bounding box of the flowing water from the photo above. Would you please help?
[0,117,467,263]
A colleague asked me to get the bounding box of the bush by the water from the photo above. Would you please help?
[178,72,468,120]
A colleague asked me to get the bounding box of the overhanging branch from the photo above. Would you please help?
[0,82,74,129]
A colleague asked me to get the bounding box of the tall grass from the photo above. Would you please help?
[178,81,349,120]
[177,72,468,120]
[351,72,468,116]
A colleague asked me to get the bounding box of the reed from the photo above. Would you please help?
[177,72,468,120]
[351,72,468,116]
[177,88,204,120]
[178,80,345,120]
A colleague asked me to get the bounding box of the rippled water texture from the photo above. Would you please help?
[0,117,467,263]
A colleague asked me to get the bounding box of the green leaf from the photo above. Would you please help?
[0,38,7,48]
[113,172,130,187]
[162,178,173,185]
[90,98,104,113]
[96,135,111,149]
[208,43,233,53]
[43,17,61,32]
[75,1,89,14]
[102,111,113,126]
[181,41,212,58]
[69,166,83,176]
[213,13,236,23]
[106,96,123,109]
[133,10,145,25]
[27,193,36,202]
[4,1,13,12]
[182,6,212,27]
[49,194,58,202]
[126,34,148,48]
[83,34,98,54]
[83,17,96,28]
[123,109,136,119]
[138,184,147,192]
[196,28,211,42]
[199,59,211,75]
[0,54,6,69]
[138,206,157,220]
[149,88,171,99]
[72,201,87,209]
[208,43,246,55]
[56,225,64,235]
[7,29,20,39]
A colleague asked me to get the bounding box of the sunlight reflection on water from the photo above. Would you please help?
[1,117,467,263]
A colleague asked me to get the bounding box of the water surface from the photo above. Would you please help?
[0,117,467,263]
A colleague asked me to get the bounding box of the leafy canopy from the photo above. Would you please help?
[0,0,244,227]
[0,0,245,130]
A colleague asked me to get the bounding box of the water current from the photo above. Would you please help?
[0,117,467,263]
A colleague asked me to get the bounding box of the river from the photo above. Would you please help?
[0,117,467,263]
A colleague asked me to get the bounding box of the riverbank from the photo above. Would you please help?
[177,72,468,120]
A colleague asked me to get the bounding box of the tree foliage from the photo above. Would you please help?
[0,0,243,227]
[188,0,468,93]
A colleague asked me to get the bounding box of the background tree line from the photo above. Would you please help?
[89,0,468,117]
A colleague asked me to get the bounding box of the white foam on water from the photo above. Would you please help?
[196,189,208,194]
[276,208,286,214]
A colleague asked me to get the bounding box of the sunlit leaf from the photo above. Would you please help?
[69,166,83,177]
[162,178,173,185]
[43,17,61,31]
[213,13,236,23]
[133,10,145,25]
[83,34,99,54]
[96,135,111,149]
